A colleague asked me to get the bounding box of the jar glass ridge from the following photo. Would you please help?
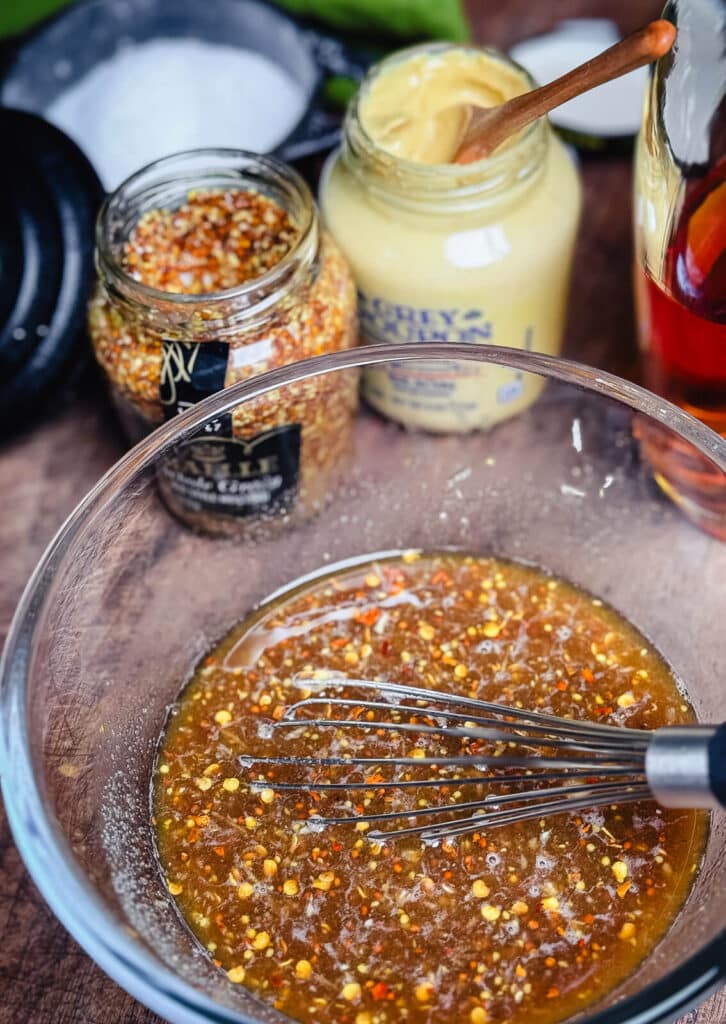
[95,149,320,338]
[340,43,549,215]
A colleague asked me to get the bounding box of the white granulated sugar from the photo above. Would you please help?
[47,38,307,190]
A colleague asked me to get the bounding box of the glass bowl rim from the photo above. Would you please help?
[1,341,725,1024]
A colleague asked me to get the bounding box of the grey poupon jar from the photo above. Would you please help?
[320,43,582,433]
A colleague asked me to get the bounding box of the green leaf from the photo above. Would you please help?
[270,0,470,41]
[322,74,359,109]
[0,0,75,37]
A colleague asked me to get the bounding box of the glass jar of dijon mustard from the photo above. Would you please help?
[89,150,358,533]
[320,44,582,433]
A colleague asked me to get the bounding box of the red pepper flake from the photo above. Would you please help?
[371,982,389,1000]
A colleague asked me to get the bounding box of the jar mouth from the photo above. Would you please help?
[345,42,547,199]
[96,148,317,311]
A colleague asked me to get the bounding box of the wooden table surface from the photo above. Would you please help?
[1,1,724,1022]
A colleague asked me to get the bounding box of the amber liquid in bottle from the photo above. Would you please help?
[636,160,726,537]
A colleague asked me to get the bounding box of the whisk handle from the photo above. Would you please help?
[646,724,726,810]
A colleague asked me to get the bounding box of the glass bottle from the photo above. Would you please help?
[634,0,726,537]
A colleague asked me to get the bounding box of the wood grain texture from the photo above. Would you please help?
[0,1,723,1022]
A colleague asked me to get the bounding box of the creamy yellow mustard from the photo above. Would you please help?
[321,45,582,433]
[359,49,528,164]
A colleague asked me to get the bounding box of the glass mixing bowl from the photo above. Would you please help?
[1,344,725,1024]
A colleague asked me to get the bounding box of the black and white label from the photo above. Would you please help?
[159,340,301,518]
[160,423,301,517]
[160,339,230,418]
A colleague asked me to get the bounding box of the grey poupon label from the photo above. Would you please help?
[159,340,301,517]
[360,294,493,344]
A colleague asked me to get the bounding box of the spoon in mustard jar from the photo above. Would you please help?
[454,19,676,164]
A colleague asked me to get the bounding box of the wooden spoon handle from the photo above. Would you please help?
[457,19,676,163]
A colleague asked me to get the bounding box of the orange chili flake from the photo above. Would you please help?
[356,608,381,626]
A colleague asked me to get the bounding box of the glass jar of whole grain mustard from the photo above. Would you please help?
[89,149,358,533]
[320,43,582,433]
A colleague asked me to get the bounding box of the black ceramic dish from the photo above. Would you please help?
[0,0,373,170]
[0,109,103,434]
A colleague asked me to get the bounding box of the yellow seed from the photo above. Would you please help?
[252,931,270,950]
[418,623,435,641]
[259,788,275,804]
[483,622,500,638]
[355,821,369,832]
[167,881,183,896]
[283,878,299,896]
[612,861,628,884]
[512,900,529,915]
[356,1014,372,1024]
[245,816,258,830]
[196,777,213,791]
[617,691,635,708]
[222,777,240,792]
[619,922,636,941]
[227,966,246,984]
[481,904,501,922]
[342,982,362,1001]
[410,748,426,760]
[470,1009,488,1024]
[576,880,586,892]
[472,880,490,899]
[238,882,254,899]
[203,763,220,776]
[295,959,312,980]
[313,870,335,891]
[365,574,380,588]
[159,763,170,775]
[214,709,232,725]
[263,858,278,878]
[454,663,468,679]
[542,896,560,912]
[345,651,359,665]
[415,982,434,1002]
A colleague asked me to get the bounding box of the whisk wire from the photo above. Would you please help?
[239,678,662,840]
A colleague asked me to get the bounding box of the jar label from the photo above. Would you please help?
[160,339,230,416]
[357,293,543,432]
[159,339,301,517]
[160,421,302,517]
[360,295,493,345]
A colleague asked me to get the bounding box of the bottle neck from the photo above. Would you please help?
[96,150,320,340]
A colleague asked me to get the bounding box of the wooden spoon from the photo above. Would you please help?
[454,19,676,164]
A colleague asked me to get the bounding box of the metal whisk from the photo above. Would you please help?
[240,678,726,842]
